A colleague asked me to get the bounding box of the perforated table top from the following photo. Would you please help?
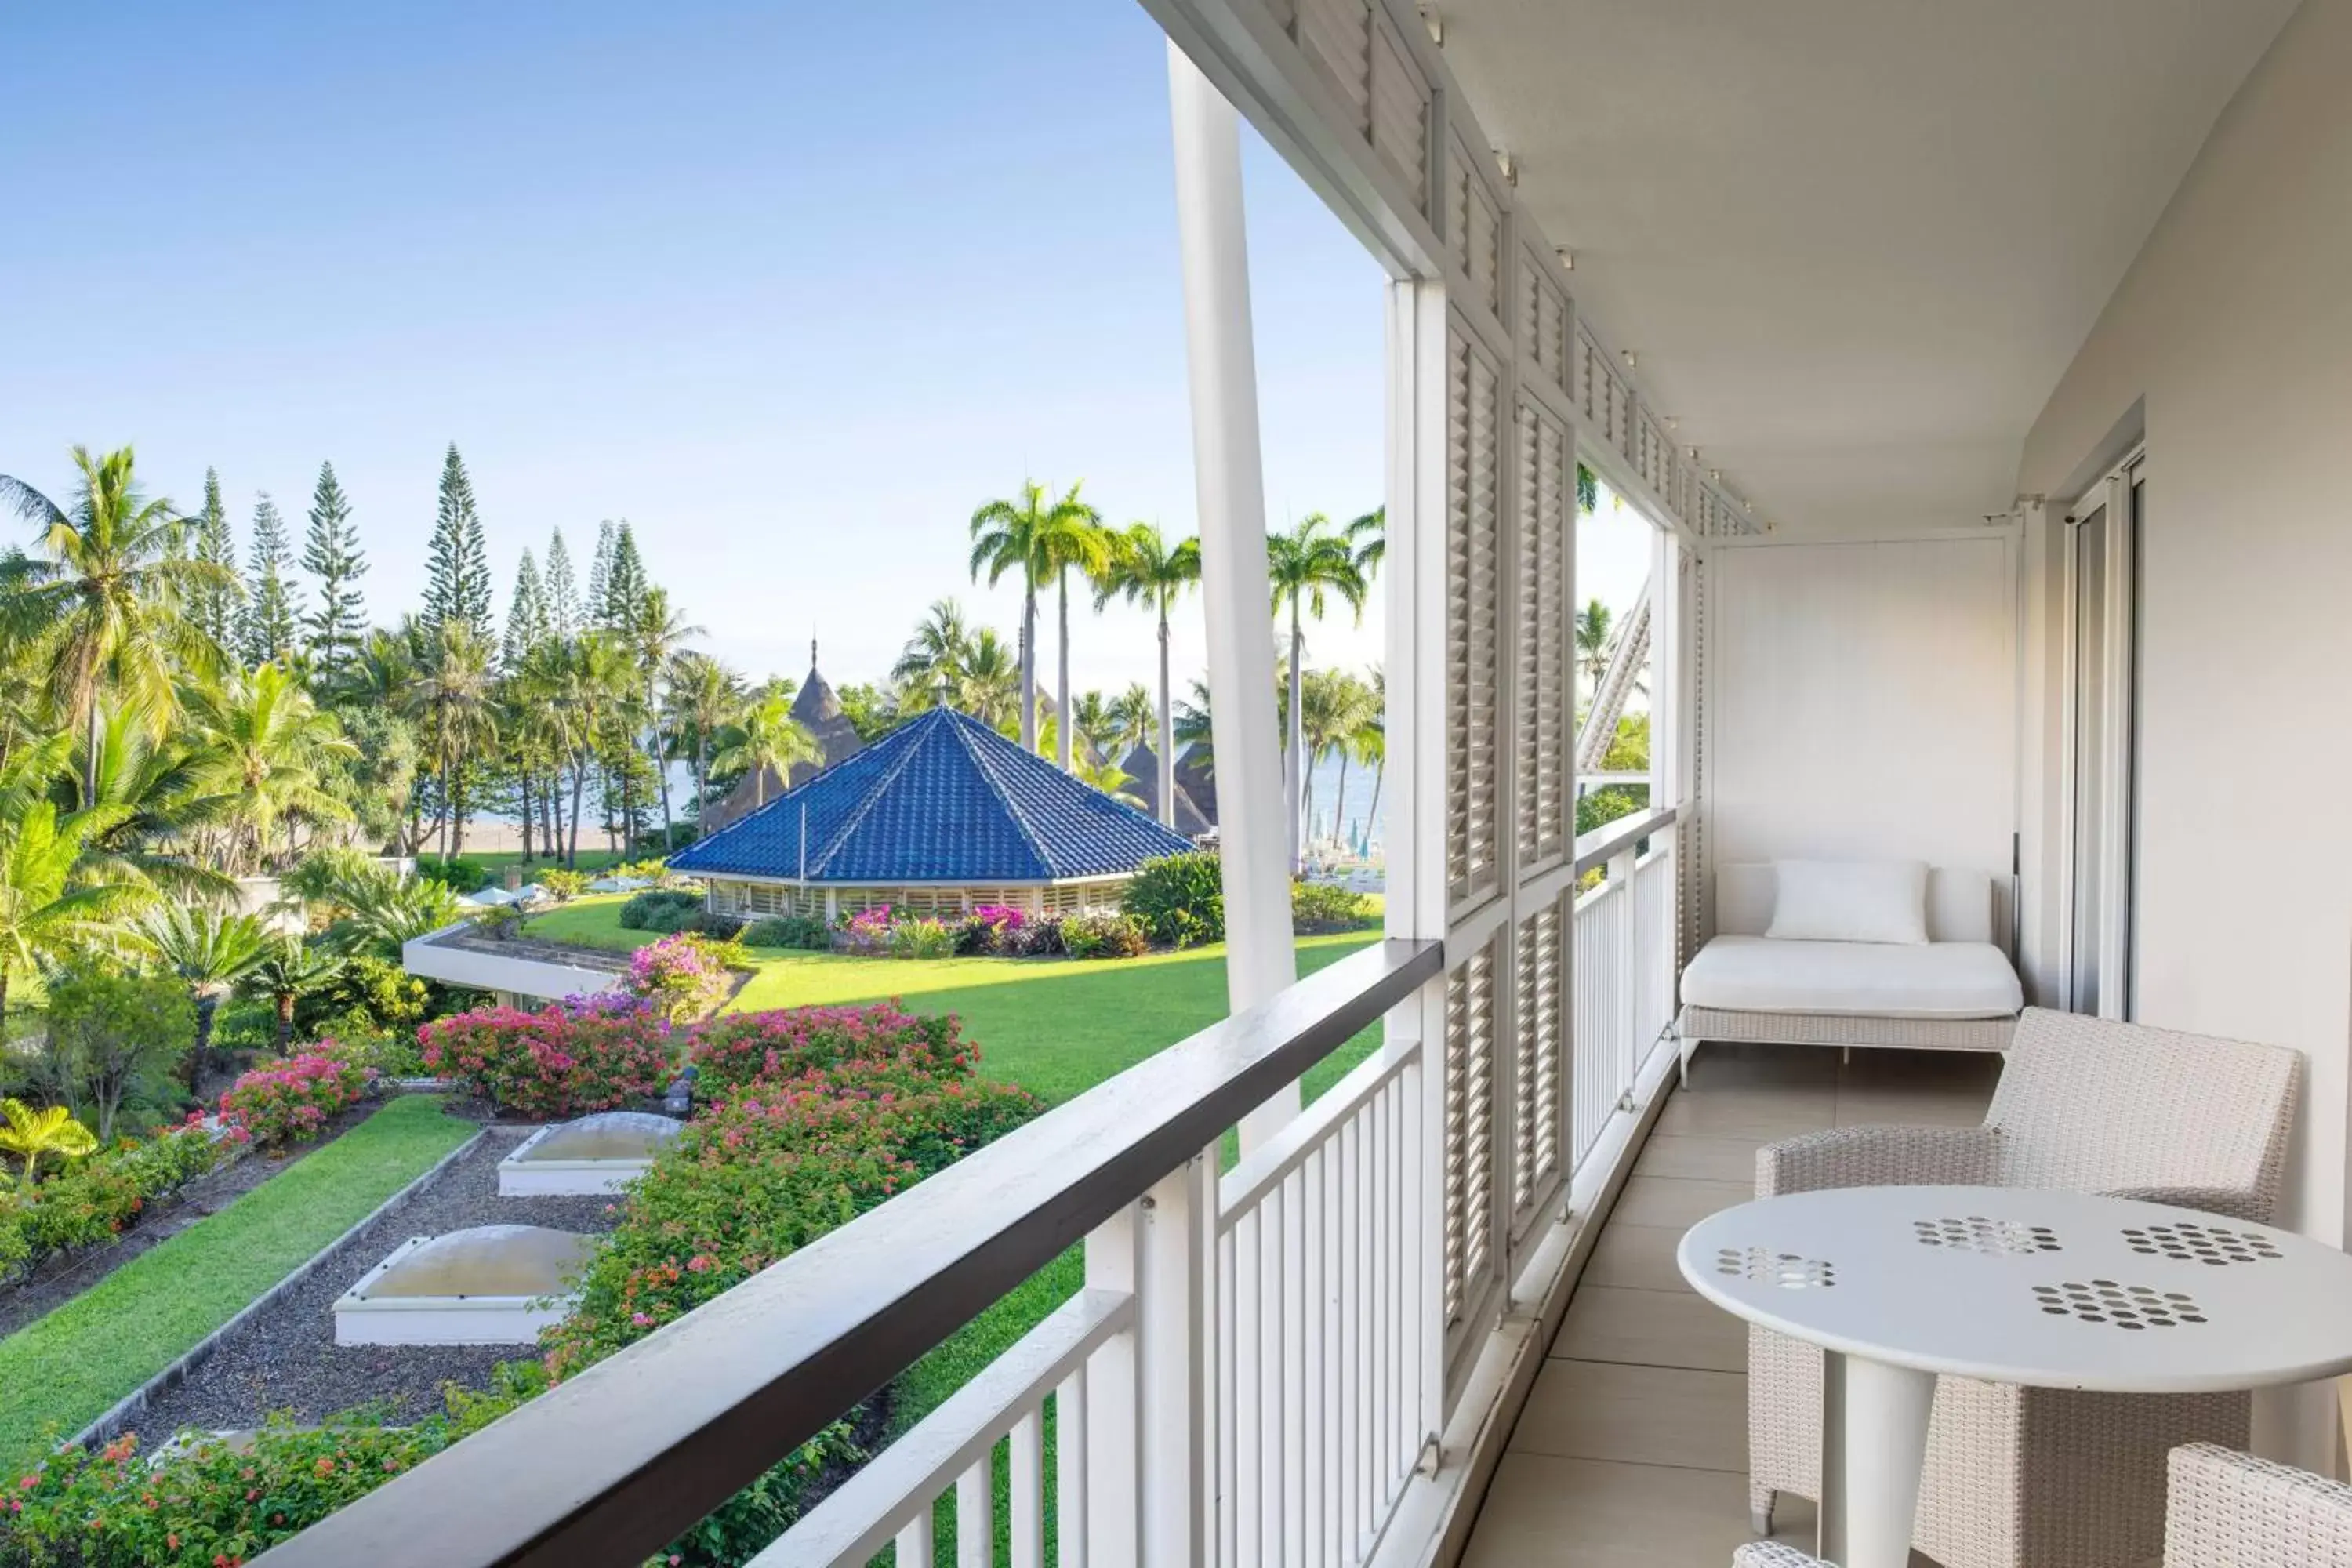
[1679,1185,2352,1392]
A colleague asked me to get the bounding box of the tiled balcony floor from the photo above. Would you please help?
[1460,1042,2003,1568]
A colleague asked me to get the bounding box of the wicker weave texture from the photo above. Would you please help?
[1730,1544,1824,1568]
[2165,1443,2352,1567]
[1746,1007,2303,1568]
[1680,1004,2014,1053]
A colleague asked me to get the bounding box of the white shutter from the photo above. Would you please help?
[1509,893,1566,1248]
[1298,0,1372,135]
[1515,396,1570,869]
[1443,932,1501,1341]
[1368,13,1430,200]
[1447,135,1501,319]
[1446,325,1502,911]
[1516,250,1569,397]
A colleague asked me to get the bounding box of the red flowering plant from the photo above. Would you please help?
[418,996,674,1120]
[683,1003,971,1097]
[216,1050,375,1147]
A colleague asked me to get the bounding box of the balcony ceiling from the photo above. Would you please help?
[1435,0,2296,532]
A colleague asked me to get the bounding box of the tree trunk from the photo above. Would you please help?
[1287,602,1305,873]
[568,755,587,866]
[694,735,710,839]
[83,698,102,811]
[1156,606,1176,828]
[189,993,220,1091]
[1334,749,1350,851]
[1018,580,1039,753]
[1367,763,1383,849]
[451,762,468,856]
[1056,568,1073,772]
[519,770,534,862]
[655,739,673,850]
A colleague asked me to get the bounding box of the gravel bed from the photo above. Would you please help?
[131,1128,620,1439]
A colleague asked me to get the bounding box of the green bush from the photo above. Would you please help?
[44,964,196,1143]
[1122,850,1225,946]
[687,909,746,940]
[0,1121,229,1286]
[884,917,958,960]
[535,867,590,901]
[413,855,493,894]
[742,914,831,950]
[619,888,702,931]
[292,953,431,1044]
[1291,880,1375,933]
[1061,911,1149,960]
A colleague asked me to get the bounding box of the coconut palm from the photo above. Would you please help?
[1038,499,1112,773]
[0,1098,97,1191]
[136,902,268,1088]
[1354,666,1387,848]
[1094,523,1201,826]
[190,663,357,873]
[0,795,146,1020]
[663,651,744,835]
[1075,753,1143,809]
[1174,676,1214,755]
[1345,506,1385,579]
[74,702,241,902]
[624,586,704,847]
[1575,597,1613,698]
[950,627,1022,729]
[891,598,973,704]
[1301,670,1379,849]
[968,481,1099,757]
[714,691,822,811]
[555,633,635,865]
[1105,684,1156,764]
[241,938,346,1051]
[0,446,230,802]
[412,622,499,857]
[1266,514,1368,869]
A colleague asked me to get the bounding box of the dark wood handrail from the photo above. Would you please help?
[254,937,1443,1568]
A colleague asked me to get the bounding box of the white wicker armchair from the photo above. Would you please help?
[1748,1007,2303,1568]
[1730,1443,2352,1567]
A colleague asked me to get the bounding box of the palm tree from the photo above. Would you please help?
[1266,514,1368,869]
[0,446,230,803]
[241,938,346,1051]
[1174,676,1214,755]
[950,627,1021,730]
[663,651,744,836]
[625,587,703,848]
[0,1099,97,1191]
[1075,753,1144,809]
[968,481,1099,757]
[1039,501,1112,773]
[556,633,634,865]
[1354,665,1387,850]
[413,622,498,857]
[891,599,973,705]
[0,796,145,1021]
[136,902,268,1088]
[1105,684,1156,764]
[74,702,241,902]
[1575,598,1613,699]
[1345,506,1385,579]
[1094,523,1201,826]
[333,874,463,958]
[191,663,357,873]
[715,691,821,811]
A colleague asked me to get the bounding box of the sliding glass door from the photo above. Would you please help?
[2060,450,2142,1018]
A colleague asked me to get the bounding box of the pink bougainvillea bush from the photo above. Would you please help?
[623,931,737,1021]
[419,998,674,1120]
[217,1049,376,1146]
[684,1003,972,1097]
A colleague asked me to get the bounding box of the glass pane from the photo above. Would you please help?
[2071,506,2107,1014]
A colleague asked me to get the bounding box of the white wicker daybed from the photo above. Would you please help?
[1675,861,2024,1085]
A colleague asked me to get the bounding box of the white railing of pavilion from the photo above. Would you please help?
[1570,815,1679,1173]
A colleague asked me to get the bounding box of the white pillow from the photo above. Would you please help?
[1765,859,1929,945]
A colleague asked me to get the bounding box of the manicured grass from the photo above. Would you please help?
[0,1096,477,1472]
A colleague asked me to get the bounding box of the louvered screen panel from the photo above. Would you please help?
[1367,13,1429,200]
[1682,550,1708,964]
[1442,932,1501,1330]
[1448,137,1501,318]
[1516,252,1568,396]
[1261,0,1298,33]
[1298,0,1372,135]
[1514,397,1569,868]
[1446,326,1502,909]
[1508,893,1566,1244]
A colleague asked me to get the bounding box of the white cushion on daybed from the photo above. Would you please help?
[1763,858,1929,945]
[1681,935,2024,1020]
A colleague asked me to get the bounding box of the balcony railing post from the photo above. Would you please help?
[1610,845,1639,1105]
[1082,1207,1144,1563]
[1137,1154,1214,1565]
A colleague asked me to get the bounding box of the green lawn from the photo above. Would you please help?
[0,1096,477,1472]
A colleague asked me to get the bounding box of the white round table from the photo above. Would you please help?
[1679,1185,2352,1568]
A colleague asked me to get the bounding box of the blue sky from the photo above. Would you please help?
[2,0,1396,695]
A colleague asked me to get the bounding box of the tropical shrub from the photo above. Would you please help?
[292,953,431,1043]
[742,913,830,951]
[1002,915,1065,957]
[837,904,895,956]
[472,902,527,940]
[685,909,746,939]
[42,964,196,1142]
[1122,850,1225,946]
[1291,880,1375,933]
[618,888,702,931]
[1061,910,1149,960]
[0,1120,230,1283]
[316,1027,429,1082]
[616,857,670,881]
[624,932,738,1020]
[414,855,493,894]
[685,1003,975,1097]
[535,867,590,902]
[884,916,958,960]
[419,997,675,1118]
[952,903,1027,955]
[0,1098,96,1190]
[216,1050,376,1146]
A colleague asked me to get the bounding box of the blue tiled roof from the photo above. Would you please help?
[670,707,1194,883]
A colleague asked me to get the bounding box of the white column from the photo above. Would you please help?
[1167,40,1298,1149]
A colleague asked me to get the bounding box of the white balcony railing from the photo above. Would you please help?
[256,816,1679,1568]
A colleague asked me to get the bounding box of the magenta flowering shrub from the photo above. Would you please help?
[217,1050,376,1146]
[971,903,1025,931]
[625,931,737,1021]
[838,904,895,956]
[684,1003,973,1097]
[419,1000,675,1119]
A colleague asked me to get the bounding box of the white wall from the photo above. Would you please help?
[1704,535,2017,926]
[2016,0,2352,1472]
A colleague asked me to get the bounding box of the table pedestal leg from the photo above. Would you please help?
[1819,1352,1936,1568]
